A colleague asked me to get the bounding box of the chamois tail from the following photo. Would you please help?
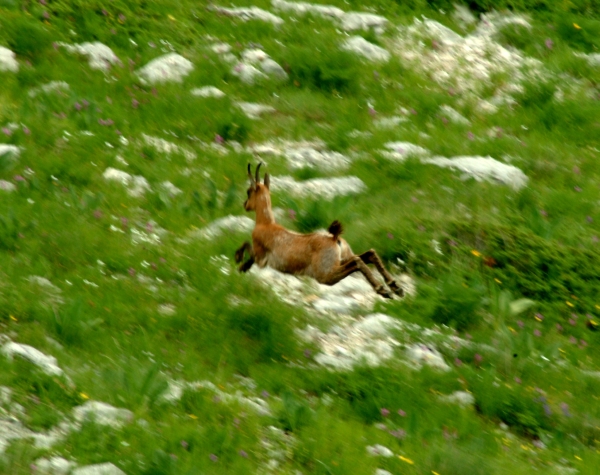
[328,220,344,241]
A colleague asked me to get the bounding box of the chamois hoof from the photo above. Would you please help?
[376,286,393,299]
[389,281,404,297]
[234,249,244,264]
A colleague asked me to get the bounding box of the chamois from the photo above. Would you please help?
[235,163,403,298]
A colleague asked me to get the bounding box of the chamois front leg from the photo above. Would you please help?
[358,249,404,297]
[323,257,393,299]
[234,241,255,273]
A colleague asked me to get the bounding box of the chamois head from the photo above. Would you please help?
[244,162,270,212]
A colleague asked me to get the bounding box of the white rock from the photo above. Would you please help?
[1,342,63,376]
[211,43,232,55]
[0,180,16,192]
[59,42,120,72]
[191,86,225,98]
[137,53,193,84]
[341,12,388,32]
[575,52,600,67]
[405,343,450,371]
[271,0,344,19]
[0,418,64,454]
[393,15,544,107]
[423,19,463,45]
[72,463,126,475]
[366,444,394,457]
[236,102,276,119]
[439,105,471,125]
[423,155,528,190]
[103,167,151,197]
[439,390,475,407]
[192,215,255,239]
[354,313,401,337]
[73,401,133,428]
[0,386,11,405]
[212,6,284,25]
[375,470,393,475]
[261,58,288,80]
[0,46,18,72]
[342,36,390,62]
[249,140,350,171]
[270,175,365,199]
[141,134,197,161]
[452,4,477,28]
[372,116,405,131]
[0,144,20,159]
[28,81,70,98]
[236,49,288,81]
[232,62,267,84]
[380,141,429,161]
[160,181,183,196]
[158,304,176,316]
[35,457,75,475]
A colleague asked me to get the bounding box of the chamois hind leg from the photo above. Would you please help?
[323,257,392,299]
[235,241,255,273]
[358,249,404,297]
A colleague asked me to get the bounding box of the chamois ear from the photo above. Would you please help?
[264,173,270,189]
[255,162,263,184]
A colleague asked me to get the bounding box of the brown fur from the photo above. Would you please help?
[235,164,404,298]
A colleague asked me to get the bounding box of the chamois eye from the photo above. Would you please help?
[247,189,251,197]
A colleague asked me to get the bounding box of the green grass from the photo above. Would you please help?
[1,0,600,473]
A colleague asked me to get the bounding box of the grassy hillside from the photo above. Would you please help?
[1,0,600,474]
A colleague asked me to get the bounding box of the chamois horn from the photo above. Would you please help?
[255,162,263,184]
[247,163,255,185]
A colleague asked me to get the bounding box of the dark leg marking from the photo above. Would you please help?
[358,249,404,297]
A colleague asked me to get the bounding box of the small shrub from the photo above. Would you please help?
[431,271,484,331]
[1,15,52,60]
[278,391,312,432]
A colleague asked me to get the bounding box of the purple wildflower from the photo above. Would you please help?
[39,0,47,4]
[303,349,311,358]
[128,267,136,277]
[43,11,50,19]
[13,175,25,182]
[448,239,457,247]
[593,235,599,243]
[213,395,221,403]
[540,209,548,217]
[410,108,417,115]
[93,209,103,219]
[121,217,128,227]
[517,320,524,328]
[380,408,390,417]
[102,9,108,15]
[545,38,554,49]
[387,232,394,240]
[587,216,594,223]
[580,339,588,347]
[82,99,90,108]
[533,329,541,337]
[569,318,576,326]
[397,409,406,417]
[474,353,483,364]
[535,313,544,322]
[209,454,218,462]
[149,42,156,48]
[411,196,419,203]
[132,99,139,109]
[454,358,462,367]
[543,403,552,416]
[145,222,153,232]
[23,126,30,135]
[560,402,571,417]
[261,390,269,399]
[574,186,582,192]
[514,377,522,384]
[570,336,577,344]
[180,440,188,449]
[467,131,475,141]
[373,71,379,80]
[239,450,248,458]
[214,134,224,144]
[233,418,240,428]
[2,127,12,136]
[118,13,126,22]
[389,428,406,439]
[556,323,563,332]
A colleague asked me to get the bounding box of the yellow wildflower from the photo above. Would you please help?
[188,414,198,419]
[399,455,414,464]
[574,23,581,29]
[168,14,176,21]
[9,315,17,322]
[566,301,574,307]
[494,278,502,284]
[575,455,582,461]
[80,392,89,400]
[471,250,481,257]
